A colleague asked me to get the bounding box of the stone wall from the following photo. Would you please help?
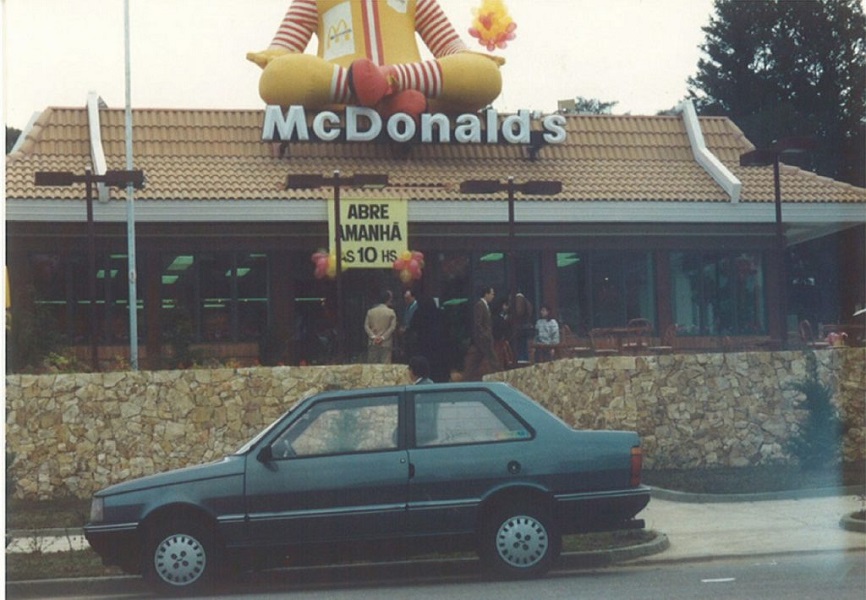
[5,349,864,500]
[491,349,865,470]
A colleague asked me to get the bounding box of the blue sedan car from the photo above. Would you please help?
[85,382,650,595]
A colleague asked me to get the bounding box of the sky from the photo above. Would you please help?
[2,0,718,130]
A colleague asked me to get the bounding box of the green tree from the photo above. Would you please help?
[6,126,22,154]
[560,96,619,115]
[688,0,866,185]
[786,351,842,470]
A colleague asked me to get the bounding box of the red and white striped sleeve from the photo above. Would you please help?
[268,0,319,52]
[415,0,468,57]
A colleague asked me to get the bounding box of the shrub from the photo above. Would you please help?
[786,351,842,470]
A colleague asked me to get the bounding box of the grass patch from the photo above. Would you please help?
[6,497,91,531]
[562,529,655,553]
[6,548,124,581]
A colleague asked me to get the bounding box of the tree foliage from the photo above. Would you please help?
[6,126,22,154]
[688,0,866,185]
[560,96,619,115]
[786,351,842,471]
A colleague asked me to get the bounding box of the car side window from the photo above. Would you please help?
[271,395,399,458]
[413,390,531,447]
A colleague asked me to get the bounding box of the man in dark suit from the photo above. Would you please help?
[463,285,500,380]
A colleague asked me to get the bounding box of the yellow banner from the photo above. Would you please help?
[328,198,408,269]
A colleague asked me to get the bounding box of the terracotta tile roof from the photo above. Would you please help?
[6,106,866,206]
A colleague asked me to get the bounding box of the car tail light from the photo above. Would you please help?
[90,497,104,523]
[630,446,643,487]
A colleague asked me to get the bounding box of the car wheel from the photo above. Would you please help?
[481,505,561,579]
[143,519,221,596]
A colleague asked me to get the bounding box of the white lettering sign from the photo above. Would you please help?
[262,106,568,145]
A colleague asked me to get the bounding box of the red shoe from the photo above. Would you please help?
[377,89,427,121]
[349,59,393,107]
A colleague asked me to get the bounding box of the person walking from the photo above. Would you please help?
[463,285,500,380]
[364,290,397,364]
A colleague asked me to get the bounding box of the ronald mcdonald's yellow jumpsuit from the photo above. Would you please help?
[247,0,504,115]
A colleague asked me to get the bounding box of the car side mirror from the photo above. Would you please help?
[256,445,273,464]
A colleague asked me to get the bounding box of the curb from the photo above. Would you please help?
[559,531,670,568]
[650,484,865,504]
[5,532,670,598]
[839,512,866,533]
[630,546,866,569]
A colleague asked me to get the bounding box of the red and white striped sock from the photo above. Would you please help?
[387,60,444,99]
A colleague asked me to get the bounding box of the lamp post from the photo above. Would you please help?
[285,171,389,361]
[740,137,815,349]
[459,178,562,302]
[34,169,145,370]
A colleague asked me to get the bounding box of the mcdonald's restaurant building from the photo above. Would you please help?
[5,97,866,371]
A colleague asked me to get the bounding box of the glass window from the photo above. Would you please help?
[160,252,271,344]
[102,253,139,343]
[272,395,399,458]
[557,252,654,333]
[413,390,531,447]
[200,253,233,342]
[29,253,70,341]
[237,253,269,341]
[670,251,766,335]
[161,254,197,343]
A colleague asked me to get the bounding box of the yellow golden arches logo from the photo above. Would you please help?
[326,20,352,46]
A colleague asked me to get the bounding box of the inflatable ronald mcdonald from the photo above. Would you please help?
[247,0,505,118]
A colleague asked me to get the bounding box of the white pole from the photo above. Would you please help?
[124,0,139,369]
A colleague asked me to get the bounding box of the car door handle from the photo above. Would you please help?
[409,463,416,478]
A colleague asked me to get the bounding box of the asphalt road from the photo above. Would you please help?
[12,551,865,600]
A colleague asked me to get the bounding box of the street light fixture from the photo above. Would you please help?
[740,137,815,349]
[35,169,145,371]
[285,170,389,361]
[460,177,562,302]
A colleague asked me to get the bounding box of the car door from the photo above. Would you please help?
[405,388,535,536]
[244,392,409,546]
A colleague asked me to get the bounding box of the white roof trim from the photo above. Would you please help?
[86,91,110,202]
[677,100,742,204]
[6,198,863,227]
[9,111,42,154]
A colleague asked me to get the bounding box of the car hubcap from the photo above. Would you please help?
[495,515,549,568]
[154,533,206,586]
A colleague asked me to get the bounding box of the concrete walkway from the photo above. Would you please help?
[637,492,865,563]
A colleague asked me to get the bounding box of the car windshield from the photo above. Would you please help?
[233,393,311,455]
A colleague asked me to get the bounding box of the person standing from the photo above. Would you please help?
[463,286,500,380]
[410,294,449,382]
[493,298,515,369]
[534,304,560,362]
[399,288,419,362]
[408,355,433,384]
[364,290,397,364]
[511,291,533,362]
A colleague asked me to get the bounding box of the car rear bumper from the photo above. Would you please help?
[555,485,651,534]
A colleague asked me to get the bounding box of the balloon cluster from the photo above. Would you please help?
[311,250,336,280]
[469,0,517,51]
[393,250,424,284]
